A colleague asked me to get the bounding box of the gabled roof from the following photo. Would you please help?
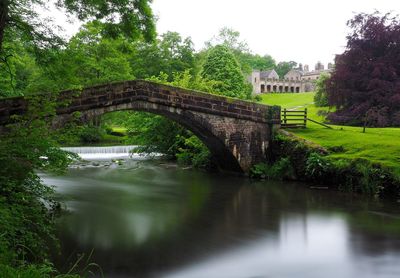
[285,69,303,77]
[260,69,278,79]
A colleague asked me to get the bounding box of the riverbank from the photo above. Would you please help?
[260,92,400,176]
[54,125,131,147]
[257,93,400,199]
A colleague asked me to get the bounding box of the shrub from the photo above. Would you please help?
[305,152,331,181]
[250,157,294,180]
[250,163,269,179]
[328,159,399,198]
[253,94,262,102]
[271,134,315,179]
[176,135,210,169]
[314,73,329,107]
[79,125,103,144]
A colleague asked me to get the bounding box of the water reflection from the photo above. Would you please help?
[166,216,349,278]
[42,159,400,278]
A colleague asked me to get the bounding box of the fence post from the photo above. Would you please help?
[304,108,307,128]
[283,108,287,126]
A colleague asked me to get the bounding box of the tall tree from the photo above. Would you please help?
[0,0,8,50]
[63,21,134,86]
[0,36,38,97]
[159,31,195,77]
[205,27,250,53]
[275,61,298,78]
[0,0,156,52]
[242,53,276,72]
[129,31,195,79]
[327,12,400,127]
[314,73,330,107]
[204,27,275,74]
[22,21,135,94]
[201,45,251,99]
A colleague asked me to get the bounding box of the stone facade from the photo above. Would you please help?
[0,80,281,173]
[284,69,303,81]
[249,62,333,94]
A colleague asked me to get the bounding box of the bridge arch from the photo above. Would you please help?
[90,101,245,172]
[0,80,281,173]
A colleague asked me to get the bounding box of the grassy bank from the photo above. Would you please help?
[259,93,400,176]
[55,125,130,147]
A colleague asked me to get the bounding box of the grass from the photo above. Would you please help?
[259,92,400,176]
[110,126,128,135]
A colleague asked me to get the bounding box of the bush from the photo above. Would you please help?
[271,134,315,179]
[79,125,103,144]
[250,157,294,180]
[305,152,331,181]
[253,94,262,102]
[331,159,399,197]
[0,263,54,278]
[176,135,210,169]
[104,125,113,134]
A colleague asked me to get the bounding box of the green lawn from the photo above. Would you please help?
[260,93,400,175]
[111,126,128,135]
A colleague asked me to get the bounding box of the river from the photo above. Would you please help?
[41,146,400,278]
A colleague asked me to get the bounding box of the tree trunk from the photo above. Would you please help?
[363,111,369,133]
[0,0,9,52]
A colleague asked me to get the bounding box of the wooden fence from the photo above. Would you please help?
[281,108,307,128]
[281,108,333,129]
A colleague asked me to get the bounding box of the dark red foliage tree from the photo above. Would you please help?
[327,12,400,127]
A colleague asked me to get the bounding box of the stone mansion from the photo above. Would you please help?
[249,62,333,94]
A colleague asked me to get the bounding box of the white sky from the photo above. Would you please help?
[44,0,399,68]
[151,0,400,67]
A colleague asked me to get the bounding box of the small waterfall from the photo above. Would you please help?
[61,145,139,160]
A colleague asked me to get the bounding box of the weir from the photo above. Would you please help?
[62,145,137,154]
[61,145,140,160]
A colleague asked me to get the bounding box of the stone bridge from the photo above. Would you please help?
[0,80,280,173]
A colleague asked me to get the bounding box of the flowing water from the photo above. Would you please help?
[61,146,139,160]
[42,147,400,278]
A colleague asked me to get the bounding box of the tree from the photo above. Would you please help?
[243,53,276,72]
[204,27,273,74]
[201,45,251,99]
[61,21,134,87]
[0,0,62,53]
[314,73,330,107]
[203,27,249,74]
[275,61,298,78]
[0,36,39,97]
[159,32,195,77]
[205,27,250,53]
[0,96,75,270]
[19,21,135,94]
[327,12,400,127]
[0,0,156,52]
[128,32,195,80]
[0,0,156,96]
